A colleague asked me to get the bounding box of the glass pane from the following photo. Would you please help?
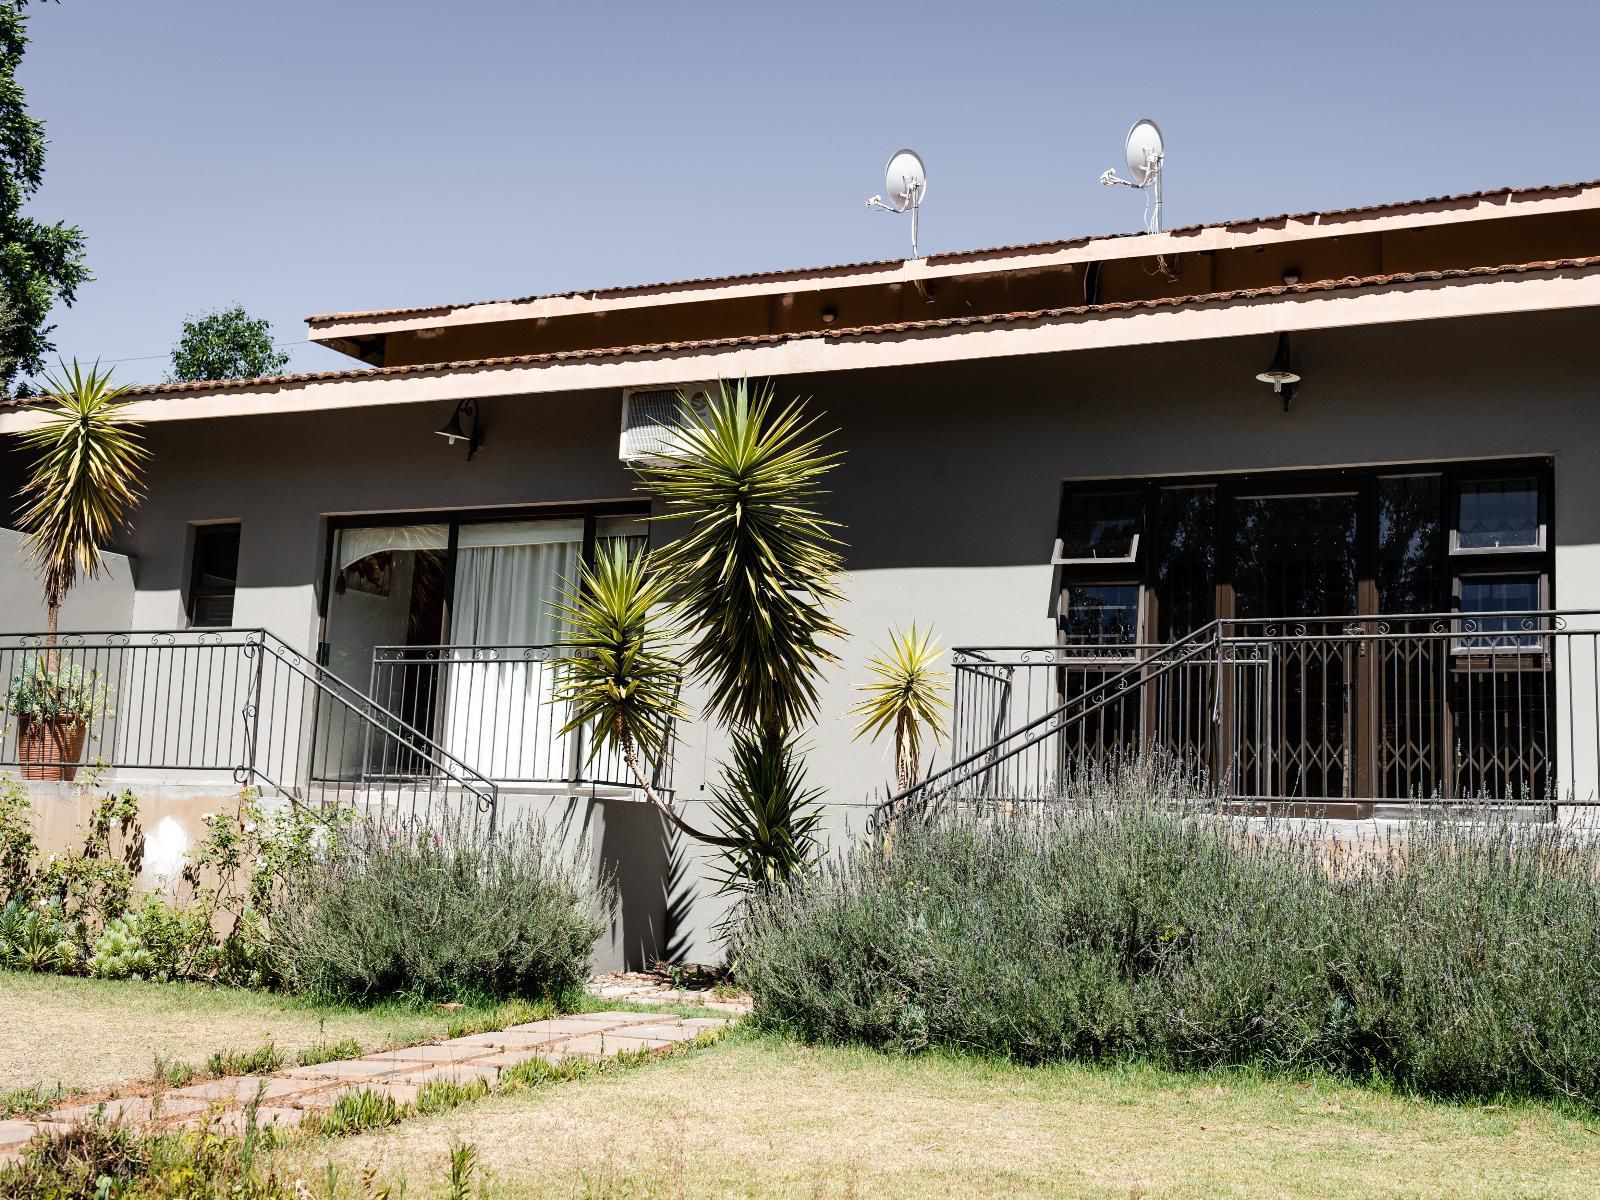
[451,520,584,645]
[596,514,649,561]
[1458,574,1541,648]
[1154,488,1216,639]
[1457,479,1539,550]
[1232,494,1359,620]
[195,525,239,590]
[1059,493,1139,559]
[1062,584,1139,645]
[1378,475,1442,613]
[192,593,234,627]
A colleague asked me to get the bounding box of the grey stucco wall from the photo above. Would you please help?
[4,307,1599,959]
[0,526,135,631]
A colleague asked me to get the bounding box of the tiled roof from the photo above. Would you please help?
[34,254,1586,406]
[303,178,1600,325]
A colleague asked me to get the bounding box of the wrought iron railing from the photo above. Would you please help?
[886,610,1600,823]
[0,629,498,832]
[369,643,675,793]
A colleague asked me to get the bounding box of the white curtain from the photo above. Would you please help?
[442,520,582,780]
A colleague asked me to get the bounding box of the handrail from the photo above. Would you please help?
[255,633,499,818]
[875,620,1225,827]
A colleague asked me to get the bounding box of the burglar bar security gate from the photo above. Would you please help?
[903,610,1600,820]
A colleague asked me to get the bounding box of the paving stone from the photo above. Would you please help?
[0,1120,38,1152]
[506,1017,621,1036]
[602,1023,700,1042]
[359,1043,494,1065]
[445,1029,566,1050]
[282,1059,409,1082]
[566,1011,673,1026]
[680,1017,732,1029]
[474,1047,552,1070]
[170,1075,316,1105]
[383,1062,500,1087]
[550,1033,627,1059]
[50,1095,210,1126]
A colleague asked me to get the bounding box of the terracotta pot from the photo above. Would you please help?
[16,716,88,782]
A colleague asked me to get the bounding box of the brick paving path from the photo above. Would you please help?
[585,972,753,1015]
[0,1010,729,1160]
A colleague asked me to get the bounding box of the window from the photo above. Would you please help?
[1456,573,1544,650]
[1061,583,1140,645]
[1453,478,1543,553]
[1377,474,1443,613]
[189,523,241,627]
[1055,492,1140,563]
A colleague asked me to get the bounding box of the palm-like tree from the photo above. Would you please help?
[15,361,147,635]
[640,379,846,752]
[551,542,711,841]
[849,623,951,794]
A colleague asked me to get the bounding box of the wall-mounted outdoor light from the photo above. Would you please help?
[435,398,483,461]
[1256,332,1301,412]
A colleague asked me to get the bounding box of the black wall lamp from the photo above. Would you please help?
[1256,332,1301,412]
[435,398,483,460]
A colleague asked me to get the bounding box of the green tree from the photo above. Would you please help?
[169,305,290,382]
[14,359,147,634]
[0,2,91,394]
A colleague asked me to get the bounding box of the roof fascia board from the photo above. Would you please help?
[9,267,1599,434]
[306,185,1600,343]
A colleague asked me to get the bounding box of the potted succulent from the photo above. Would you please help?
[5,657,110,781]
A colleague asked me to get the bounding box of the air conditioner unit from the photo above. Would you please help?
[619,383,718,465]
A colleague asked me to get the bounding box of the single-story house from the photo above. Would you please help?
[5,175,1600,963]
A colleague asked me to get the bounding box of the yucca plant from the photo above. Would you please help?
[849,623,951,794]
[551,542,709,840]
[635,380,846,895]
[640,379,846,750]
[14,360,147,635]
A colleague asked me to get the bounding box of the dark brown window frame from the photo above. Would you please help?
[1052,458,1555,640]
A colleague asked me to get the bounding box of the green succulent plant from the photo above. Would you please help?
[3,656,110,726]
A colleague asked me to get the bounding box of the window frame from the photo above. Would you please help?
[187,521,242,629]
[1448,475,1548,556]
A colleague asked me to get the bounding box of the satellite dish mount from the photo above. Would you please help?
[1099,118,1165,233]
[866,148,927,258]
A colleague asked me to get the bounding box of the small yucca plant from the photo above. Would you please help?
[850,623,951,793]
[14,360,147,635]
[551,542,704,838]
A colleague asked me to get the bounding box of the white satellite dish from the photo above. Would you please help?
[883,148,927,213]
[1124,119,1164,188]
[1099,118,1167,232]
[866,147,928,258]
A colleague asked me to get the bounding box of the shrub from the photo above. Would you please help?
[271,813,609,1005]
[739,766,1600,1107]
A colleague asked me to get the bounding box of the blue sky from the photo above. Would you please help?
[22,0,1600,381]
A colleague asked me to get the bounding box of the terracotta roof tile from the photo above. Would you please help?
[304,178,1600,325]
[5,254,1572,411]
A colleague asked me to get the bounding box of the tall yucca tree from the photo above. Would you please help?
[640,378,846,753]
[849,623,951,794]
[634,380,846,897]
[15,361,148,636]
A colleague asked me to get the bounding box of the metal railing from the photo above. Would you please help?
[0,629,498,832]
[369,643,674,793]
[887,610,1600,822]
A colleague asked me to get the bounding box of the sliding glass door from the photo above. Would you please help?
[317,508,647,783]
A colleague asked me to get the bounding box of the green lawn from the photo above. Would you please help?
[0,970,521,1097]
[281,1031,1600,1199]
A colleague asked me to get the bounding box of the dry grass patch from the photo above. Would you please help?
[278,1033,1600,1199]
[0,970,497,1095]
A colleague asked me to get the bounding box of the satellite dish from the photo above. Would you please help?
[1124,119,1164,188]
[883,148,927,213]
[866,148,928,258]
[1099,118,1167,232]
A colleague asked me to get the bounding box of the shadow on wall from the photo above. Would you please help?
[0,527,135,632]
